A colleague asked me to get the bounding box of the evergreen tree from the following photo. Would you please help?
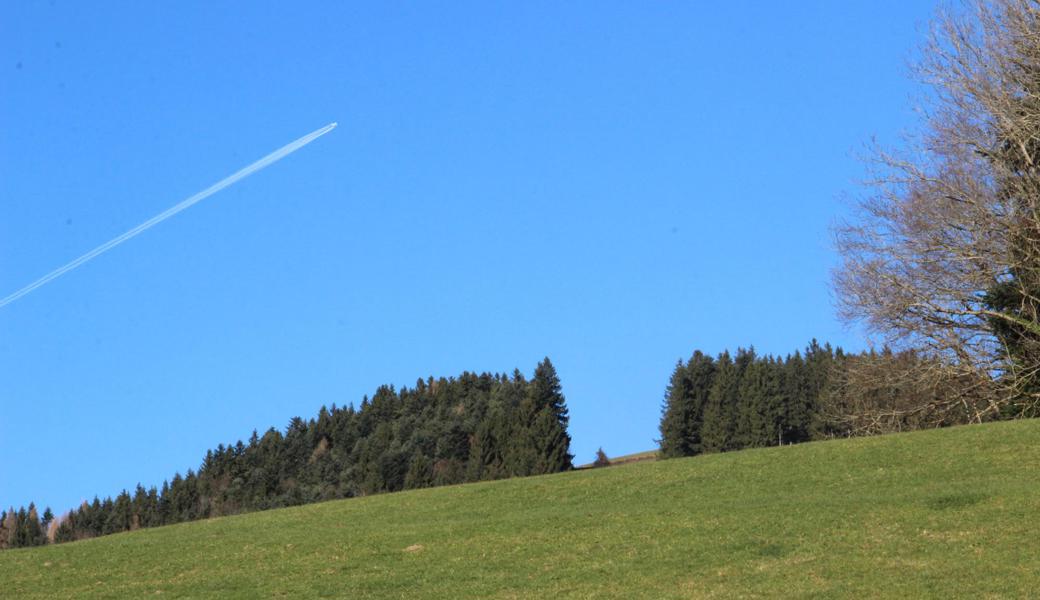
[735,359,764,447]
[659,352,716,457]
[14,507,29,547]
[684,351,716,454]
[403,451,433,489]
[15,359,576,550]
[526,358,573,474]
[26,504,44,547]
[659,359,694,458]
[701,351,737,453]
[782,352,813,444]
[698,349,748,451]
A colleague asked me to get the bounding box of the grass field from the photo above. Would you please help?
[2,420,1038,598]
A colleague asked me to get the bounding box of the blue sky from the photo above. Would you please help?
[2,1,935,513]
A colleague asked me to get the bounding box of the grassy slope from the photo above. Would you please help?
[577,449,659,468]
[2,420,1038,599]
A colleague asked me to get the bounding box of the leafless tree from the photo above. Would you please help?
[816,350,988,436]
[836,0,1040,418]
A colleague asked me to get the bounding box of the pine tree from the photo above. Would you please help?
[701,351,737,453]
[735,359,765,448]
[684,351,716,454]
[659,359,693,458]
[728,347,758,449]
[526,358,573,473]
[14,507,29,547]
[805,340,839,439]
[403,451,433,489]
[26,504,44,546]
[466,419,497,481]
[762,357,788,446]
[782,351,813,444]
[19,359,578,550]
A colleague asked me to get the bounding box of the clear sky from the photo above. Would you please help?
[2,1,936,513]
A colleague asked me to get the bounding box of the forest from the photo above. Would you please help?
[1,358,571,549]
[3,338,999,551]
[657,340,1008,460]
[1,337,1025,551]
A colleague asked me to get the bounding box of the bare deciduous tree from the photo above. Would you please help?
[816,350,988,436]
[836,0,1040,418]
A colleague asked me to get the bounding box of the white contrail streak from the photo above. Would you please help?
[0,122,337,310]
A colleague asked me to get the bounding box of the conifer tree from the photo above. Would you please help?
[659,352,716,457]
[25,504,44,547]
[701,351,737,453]
[403,451,433,489]
[15,359,576,550]
[42,507,54,533]
[782,351,813,444]
[659,359,694,458]
[527,358,574,473]
[735,359,764,447]
[14,507,29,547]
[684,351,716,454]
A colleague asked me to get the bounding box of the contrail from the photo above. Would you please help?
[0,122,337,310]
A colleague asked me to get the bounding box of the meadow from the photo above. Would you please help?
[2,419,1038,598]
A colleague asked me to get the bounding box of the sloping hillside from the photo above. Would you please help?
[2,420,1038,598]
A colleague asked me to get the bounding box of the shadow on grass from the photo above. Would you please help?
[925,492,987,511]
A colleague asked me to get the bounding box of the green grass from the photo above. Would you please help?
[3,420,1038,598]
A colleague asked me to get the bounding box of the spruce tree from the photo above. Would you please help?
[659,352,716,458]
[524,358,573,474]
[659,359,694,458]
[782,352,813,444]
[684,351,716,454]
[21,359,579,549]
[15,507,29,548]
[805,340,838,439]
[735,359,765,448]
[701,351,737,453]
[26,504,44,546]
[403,451,433,489]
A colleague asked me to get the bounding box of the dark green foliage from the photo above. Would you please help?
[659,352,716,458]
[986,280,1040,416]
[781,352,813,445]
[660,339,986,458]
[661,343,842,458]
[510,359,573,475]
[592,448,610,468]
[736,357,786,448]
[0,503,47,550]
[15,359,573,549]
[659,362,693,458]
[701,351,737,453]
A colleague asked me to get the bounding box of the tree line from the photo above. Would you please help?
[0,505,53,551]
[2,358,572,550]
[659,340,991,459]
